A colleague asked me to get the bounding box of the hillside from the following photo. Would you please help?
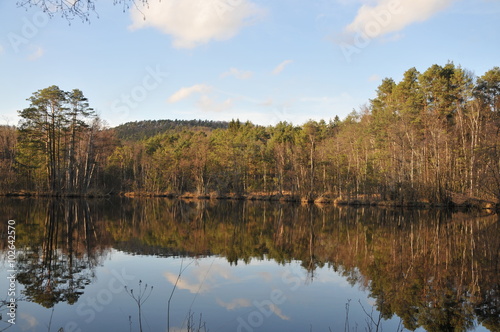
[112,119,229,141]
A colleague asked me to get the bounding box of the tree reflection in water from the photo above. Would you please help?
[0,198,498,331]
[3,199,111,308]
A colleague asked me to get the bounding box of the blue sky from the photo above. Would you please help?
[0,0,499,127]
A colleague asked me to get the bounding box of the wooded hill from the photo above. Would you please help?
[113,119,229,141]
[1,63,499,206]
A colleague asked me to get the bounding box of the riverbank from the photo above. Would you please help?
[123,191,498,210]
[3,190,496,210]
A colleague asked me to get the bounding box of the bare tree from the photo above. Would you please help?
[16,0,148,22]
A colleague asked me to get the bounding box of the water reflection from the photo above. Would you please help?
[0,198,498,331]
[4,200,111,309]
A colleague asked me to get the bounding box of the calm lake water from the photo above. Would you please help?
[0,198,498,332]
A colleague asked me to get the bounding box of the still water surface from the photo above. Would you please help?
[0,198,498,331]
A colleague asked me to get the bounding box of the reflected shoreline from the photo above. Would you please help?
[2,191,498,210]
[0,197,499,331]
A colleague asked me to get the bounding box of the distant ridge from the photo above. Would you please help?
[112,119,229,141]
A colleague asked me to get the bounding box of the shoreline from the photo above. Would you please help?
[1,191,497,210]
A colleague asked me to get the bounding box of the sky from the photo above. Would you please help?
[0,0,499,127]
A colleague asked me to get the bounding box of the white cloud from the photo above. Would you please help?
[343,0,457,40]
[163,262,240,294]
[197,95,233,113]
[168,84,234,112]
[260,98,274,106]
[0,112,18,126]
[129,0,266,49]
[0,44,4,55]
[221,67,253,80]
[27,46,44,61]
[368,74,380,82]
[164,272,211,293]
[268,303,290,320]
[272,60,293,75]
[168,84,211,103]
[19,312,39,329]
[259,271,273,282]
[216,298,252,310]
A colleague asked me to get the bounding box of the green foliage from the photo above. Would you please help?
[4,65,500,201]
[16,86,99,194]
[113,119,228,141]
[475,66,500,113]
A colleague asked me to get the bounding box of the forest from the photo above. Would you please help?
[1,63,499,206]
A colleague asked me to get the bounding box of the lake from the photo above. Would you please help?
[0,198,498,332]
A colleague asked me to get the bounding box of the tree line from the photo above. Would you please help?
[1,63,499,203]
